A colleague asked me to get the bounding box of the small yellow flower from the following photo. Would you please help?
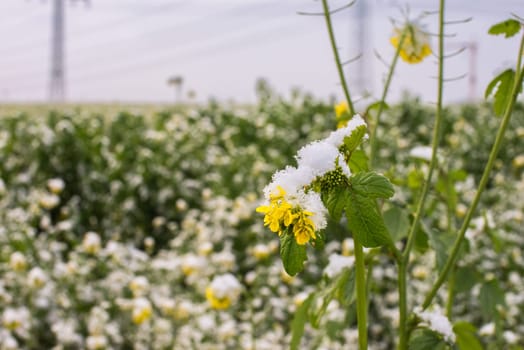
[3,318,21,331]
[512,154,524,168]
[335,101,348,117]
[82,231,102,255]
[132,298,153,324]
[334,101,351,128]
[174,301,191,320]
[252,244,271,260]
[391,22,432,64]
[256,186,321,245]
[206,287,231,310]
[205,274,242,310]
[9,252,27,272]
[292,211,316,245]
[129,276,149,297]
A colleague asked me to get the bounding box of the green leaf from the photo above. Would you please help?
[348,149,369,173]
[336,268,356,306]
[407,167,425,189]
[346,193,392,248]
[436,176,458,211]
[485,69,516,116]
[449,169,467,182]
[365,100,389,115]
[280,232,307,276]
[325,320,345,340]
[488,19,522,38]
[479,280,505,321]
[350,171,395,199]
[453,322,483,350]
[383,206,410,241]
[454,266,479,294]
[290,294,314,350]
[343,124,368,153]
[409,329,447,350]
[310,268,354,328]
[414,226,429,253]
[426,229,455,272]
[324,187,350,222]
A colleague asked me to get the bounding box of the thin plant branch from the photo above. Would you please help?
[397,0,447,347]
[422,31,524,310]
[297,0,355,16]
[321,0,355,114]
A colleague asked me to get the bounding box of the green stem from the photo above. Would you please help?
[398,1,446,346]
[354,238,368,350]
[397,260,408,350]
[321,0,355,115]
[422,34,524,309]
[445,267,455,319]
[402,0,446,267]
[369,30,407,166]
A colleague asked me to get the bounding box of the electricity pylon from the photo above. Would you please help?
[49,0,89,102]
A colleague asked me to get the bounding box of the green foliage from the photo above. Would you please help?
[346,193,392,248]
[343,125,368,153]
[384,206,410,241]
[350,171,395,199]
[485,69,517,116]
[348,149,369,173]
[324,187,351,222]
[290,294,314,350]
[488,19,522,38]
[309,268,355,327]
[453,266,478,294]
[366,101,390,116]
[408,329,447,350]
[479,280,506,321]
[453,322,483,350]
[426,229,455,271]
[280,230,308,276]
[290,268,355,349]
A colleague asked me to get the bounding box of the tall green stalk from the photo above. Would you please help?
[354,239,368,350]
[321,0,355,115]
[397,1,446,348]
[321,2,366,345]
[422,32,524,309]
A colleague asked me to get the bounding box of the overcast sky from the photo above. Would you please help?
[0,0,523,105]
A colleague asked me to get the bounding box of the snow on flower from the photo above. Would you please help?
[205,273,242,310]
[83,231,102,254]
[47,178,65,194]
[325,114,368,147]
[296,141,341,177]
[410,145,433,161]
[324,254,355,278]
[414,306,456,343]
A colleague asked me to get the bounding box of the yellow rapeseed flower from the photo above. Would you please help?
[256,187,318,245]
[132,298,153,324]
[334,101,350,129]
[335,101,348,117]
[292,211,316,245]
[206,286,231,310]
[391,23,432,64]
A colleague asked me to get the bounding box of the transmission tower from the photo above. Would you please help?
[48,0,89,102]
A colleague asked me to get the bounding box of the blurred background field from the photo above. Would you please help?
[1,0,524,349]
[1,87,524,348]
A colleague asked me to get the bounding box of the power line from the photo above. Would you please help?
[4,13,303,96]
[0,0,292,79]
[0,0,186,60]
